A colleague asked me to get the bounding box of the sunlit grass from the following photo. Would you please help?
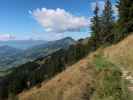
[91,53,132,100]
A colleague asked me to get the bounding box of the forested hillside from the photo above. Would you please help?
[0,36,93,99]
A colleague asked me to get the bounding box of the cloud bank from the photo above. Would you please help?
[31,8,89,33]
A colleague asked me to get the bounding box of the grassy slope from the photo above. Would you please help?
[19,56,96,100]
[18,34,133,100]
[104,34,133,72]
[103,34,133,93]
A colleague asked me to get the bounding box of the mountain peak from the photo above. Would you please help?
[63,37,74,40]
[56,37,76,45]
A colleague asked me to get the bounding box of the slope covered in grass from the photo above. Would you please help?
[18,53,131,100]
[103,34,133,76]
[18,34,133,100]
[19,56,96,100]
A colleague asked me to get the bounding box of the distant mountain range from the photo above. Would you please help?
[0,40,47,50]
[0,37,76,69]
[24,37,75,58]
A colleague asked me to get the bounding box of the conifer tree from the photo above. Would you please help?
[101,0,114,44]
[117,0,133,37]
[91,0,101,47]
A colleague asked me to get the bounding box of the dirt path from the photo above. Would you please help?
[122,68,133,92]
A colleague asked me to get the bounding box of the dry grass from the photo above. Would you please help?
[19,56,96,100]
[103,34,133,73]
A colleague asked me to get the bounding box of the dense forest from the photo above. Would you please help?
[0,0,133,99]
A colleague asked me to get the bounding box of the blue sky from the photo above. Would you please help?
[0,0,117,41]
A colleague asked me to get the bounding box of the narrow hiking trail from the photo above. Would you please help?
[102,34,133,94]
[122,68,133,92]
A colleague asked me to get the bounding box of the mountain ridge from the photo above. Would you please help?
[0,40,47,50]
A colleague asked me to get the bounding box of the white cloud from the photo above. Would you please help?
[31,8,89,33]
[0,34,15,41]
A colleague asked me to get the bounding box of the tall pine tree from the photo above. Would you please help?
[117,0,133,38]
[91,0,101,47]
[101,0,114,44]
